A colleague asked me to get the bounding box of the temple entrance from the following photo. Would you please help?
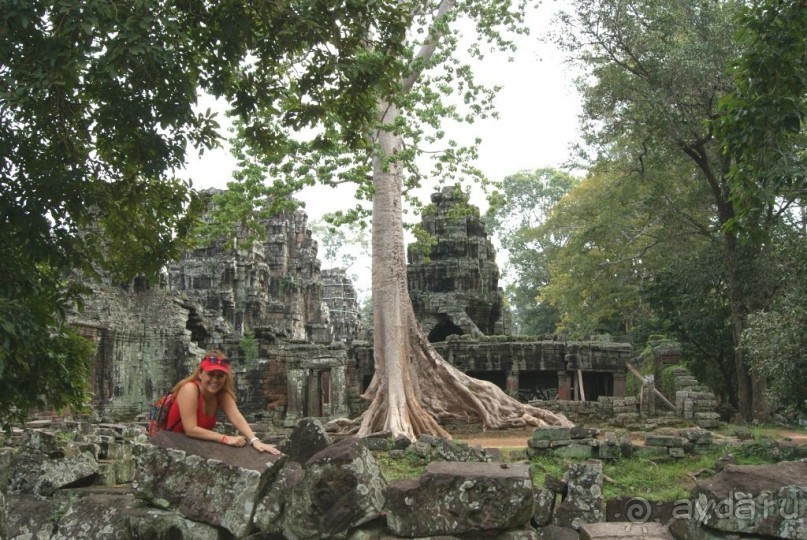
[428,315,464,342]
[305,369,331,417]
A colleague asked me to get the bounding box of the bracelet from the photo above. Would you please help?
[248,437,259,446]
[220,435,228,444]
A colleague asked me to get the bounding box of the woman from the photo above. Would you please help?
[166,350,280,454]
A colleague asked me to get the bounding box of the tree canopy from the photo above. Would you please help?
[484,168,577,335]
[0,0,408,424]
[531,0,807,417]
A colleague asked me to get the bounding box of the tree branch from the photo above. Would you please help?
[402,0,455,94]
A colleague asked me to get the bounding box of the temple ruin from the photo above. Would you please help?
[67,186,719,428]
[356,185,632,406]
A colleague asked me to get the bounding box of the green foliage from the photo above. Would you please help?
[537,162,690,342]
[643,244,738,406]
[743,230,807,415]
[660,365,690,399]
[0,280,95,428]
[550,0,805,418]
[484,169,578,335]
[408,224,439,262]
[240,328,259,368]
[230,2,530,232]
[714,0,807,236]
[0,0,413,421]
[532,446,783,501]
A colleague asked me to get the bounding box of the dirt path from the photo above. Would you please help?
[455,428,533,449]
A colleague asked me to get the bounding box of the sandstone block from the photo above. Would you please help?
[386,461,534,537]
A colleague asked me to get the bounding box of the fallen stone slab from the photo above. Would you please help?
[9,450,99,497]
[580,522,673,539]
[535,523,580,539]
[386,461,534,537]
[133,430,285,538]
[8,488,221,540]
[553,459,605,530]
[280,417,332,464]
[687,460,807,539]
[255,436,386,540]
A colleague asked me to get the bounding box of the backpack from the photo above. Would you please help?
[147,392,180,437]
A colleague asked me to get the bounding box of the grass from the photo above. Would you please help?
[372,423,801,500]
[715,422,806,441]
[529,445,781,501]
[373,451,428,481]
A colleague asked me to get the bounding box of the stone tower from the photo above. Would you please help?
[407,185,508,341]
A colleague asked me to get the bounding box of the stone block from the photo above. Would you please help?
[386,462,534,537]
[668,447,685,458]
[571,427,599,440]
[528,438,551,450]
[280,417,332,464]
[644,435,685,448]
[9,450,98,497]
[532,427,571,442]
[554,443,594,459]
[533,486,556,527]
[256,437,387,539]
[580,522,673,539]
[549,439,573,448]
[690,460,807,539]
[133,431,284,537]
[683,429,713,444]
[553,460,605,530]
[598,442,621,461]
[633,446,670,460]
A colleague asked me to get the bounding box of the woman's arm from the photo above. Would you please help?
[176,383,245,447]
[219,393,281,454]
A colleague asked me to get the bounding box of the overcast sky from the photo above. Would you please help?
[180,4,582,298]
[182,4,581,216]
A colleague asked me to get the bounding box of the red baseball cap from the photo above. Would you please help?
[200,355,231,373]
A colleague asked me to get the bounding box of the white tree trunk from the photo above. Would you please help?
[356,99,571,440]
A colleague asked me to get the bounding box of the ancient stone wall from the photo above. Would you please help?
[321,269,363,343]
[68,285,199,420]
[407,185,508,340]
[167,195,330,345]
[69,194,362,423]
[353,336,631,405]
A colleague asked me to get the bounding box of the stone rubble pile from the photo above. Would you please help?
[1,419,806,539]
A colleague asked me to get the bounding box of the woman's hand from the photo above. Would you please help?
[222,435,247,447]
[251,439,281,455]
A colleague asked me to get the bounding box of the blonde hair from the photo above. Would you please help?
[171,349,236,399]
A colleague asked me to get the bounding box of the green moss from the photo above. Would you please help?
[374,451,427,481]
[660,365,690,396]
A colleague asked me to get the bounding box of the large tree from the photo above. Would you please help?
[553,0,804,419]
[229,1,572,440]
[0,0,407,424]
[350,1,573,440]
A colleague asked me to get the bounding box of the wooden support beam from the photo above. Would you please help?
[625,362,676,412]
[577,369,586,402]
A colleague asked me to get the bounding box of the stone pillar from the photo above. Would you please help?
[612,372,626,398]
[506,366,519,398]
[330,365,350,418]
[285,367,306,427]
[640,375,655,417]
[307,370,322,418]
[557,371,572,401]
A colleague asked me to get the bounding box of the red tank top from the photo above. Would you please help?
[167,381,218,432]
